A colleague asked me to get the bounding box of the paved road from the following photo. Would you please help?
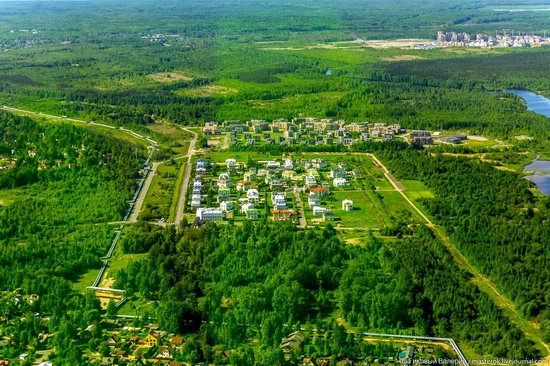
[174,127,198,230]
[293,190,307,228]
[128,161,160,222]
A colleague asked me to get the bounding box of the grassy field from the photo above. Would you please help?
[144,123,192,156]
[142,161,183,222]
[0,188,25,207]
[330,191,387,228]
[72,268,101,293]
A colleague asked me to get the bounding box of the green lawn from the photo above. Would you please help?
[142,161,183,222]
[377,190,425,223]
[329,191,386,228]
[72,268,100,293]
[0,188,25,207]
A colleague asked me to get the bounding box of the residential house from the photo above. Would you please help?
[266,161,281,169]
[330,168,347,179]
[191,194,201,208]
[220,201,234,211]
[196,159,208,169]
[226,158,237,168]
[203,122,221,135]
[280,330,305,353]
[247,188,259,202]
[270,179,283,191]
[218,188,231,201]
[305,176,317,188]
[218,173,232,188]
[283,159,294,170]
[170,336,184,346]
[144,331,161,347]
[322,209,334,222]
[313,206,326,215]
[272,193,287,210]
[157,346,174,359]
[342,199,353,211]
[243,171,256,182]
[308,193,320,208]
[241,202,255,214]
[310,186,330,196]
[246,209,259,219]
[273,210,296,221]
[310,158,327,169]
[236,181,250,192]
[333,178,348,187]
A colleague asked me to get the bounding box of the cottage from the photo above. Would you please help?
[305,176,317,188]
[310,158,327,169]
[243,171,256,182]
[330,168,347,179]
[283,159,294,170]
[342,199,353,211]
[220,201,234,211]
[272,193,287,210]
[313,206,326,215]
[266,160,281,169]
[333,178,348,187]
[225,158,237,168]
[273,209,297,221]
[308,193,320,208]
[246,209,259,219]
[218,188,231,200]
[247,188,259,202]
[322,209,334,222]
[241,202,255,214]
[144,331,161,347]
[310,186,330,196]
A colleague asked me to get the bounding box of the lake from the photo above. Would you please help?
[523,158,550,196]
[506,89,550,118]
[507,89,550,195]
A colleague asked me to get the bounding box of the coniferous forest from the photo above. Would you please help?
[1,0,550,364]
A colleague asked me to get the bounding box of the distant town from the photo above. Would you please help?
[434,31,546,48]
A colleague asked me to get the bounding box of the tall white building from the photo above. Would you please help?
[196,208,224,221]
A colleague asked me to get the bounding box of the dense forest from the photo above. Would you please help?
[114,221,541,363]
[0,111,145,362]
[0,110,142,294]
[376,148,550,333]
